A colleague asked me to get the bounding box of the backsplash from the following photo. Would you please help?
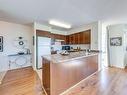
[52,44,90,52]
[69,44,90,50]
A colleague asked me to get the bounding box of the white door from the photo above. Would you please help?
[37,37,51,69]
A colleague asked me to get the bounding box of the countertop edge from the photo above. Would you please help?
[42,53,99,63]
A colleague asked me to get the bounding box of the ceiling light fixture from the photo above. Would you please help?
[49,20,71,29]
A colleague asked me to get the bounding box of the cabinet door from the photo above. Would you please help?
[75,33,78,44]
[79,32,84,44]
[65,35,69,44]
[53,34,66,40]
[61,35,66,40]
[84,30,91,44]
[69,35,73,44]
[72,34,76,44]
[55,34,60,39]
[75,33,80,44]
[87,55,98,74]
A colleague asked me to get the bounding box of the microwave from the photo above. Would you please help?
[62,46,70,50]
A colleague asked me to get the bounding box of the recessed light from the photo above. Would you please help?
[49,20,71,29]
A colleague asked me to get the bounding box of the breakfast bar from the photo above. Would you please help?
[42,51,98,95]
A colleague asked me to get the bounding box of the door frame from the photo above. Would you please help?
[36,35,43,70]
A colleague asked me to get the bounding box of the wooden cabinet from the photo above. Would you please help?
[36,30,66,41]
[69,34,74,44]
[36,29,91,45]
[79,32,84,44]
[42,58,50,95]
[83,30,91,44]
[42,55,98,95]
[65,35,69,44]
[66,30,91,45]
[74,33,78,44]
[36,30,66,45]
[51,34,65,40]
[36,30,51,38]
[51,33,66,45]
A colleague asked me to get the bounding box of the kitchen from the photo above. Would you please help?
[36,29,91,69]
[1,0,127,95]
[35,22,100,95]
[0,21,101,95]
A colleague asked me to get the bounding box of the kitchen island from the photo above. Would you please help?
[42,51,98,95]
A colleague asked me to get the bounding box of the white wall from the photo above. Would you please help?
[101,20,127,68]
[0,21,34,72]
[108,24,126,68]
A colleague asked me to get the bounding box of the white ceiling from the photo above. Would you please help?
[0,0,127,28]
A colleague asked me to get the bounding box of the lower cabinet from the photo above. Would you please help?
[42,55,98,95]
[42,58,50,95]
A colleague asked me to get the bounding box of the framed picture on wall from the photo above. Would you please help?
[110,37,122,46]
[0,45,3,52]
[0,36,3,44]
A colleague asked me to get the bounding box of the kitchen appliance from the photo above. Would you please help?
[62,46,70,51]
[37,37,51,69]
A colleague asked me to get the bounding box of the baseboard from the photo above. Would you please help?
[109,65,125,69]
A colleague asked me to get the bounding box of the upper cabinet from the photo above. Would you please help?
[82,30,91,44]
[66,29,91,45]
[36,29,66,40]
[36,30,51,38]
[51,33,66,45]
[65,35,69,44]
[36,29,91,45]
[51,33,66,41]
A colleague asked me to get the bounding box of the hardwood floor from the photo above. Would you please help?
[0,66,45,95]
[0,67,127,95]
[63,67,127,95]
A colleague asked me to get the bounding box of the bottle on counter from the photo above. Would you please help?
[85,49,88,55]
[79,47,81,51]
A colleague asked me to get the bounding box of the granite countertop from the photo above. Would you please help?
[42,51,99,63]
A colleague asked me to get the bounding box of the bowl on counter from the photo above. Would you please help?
[60,50,70,56]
